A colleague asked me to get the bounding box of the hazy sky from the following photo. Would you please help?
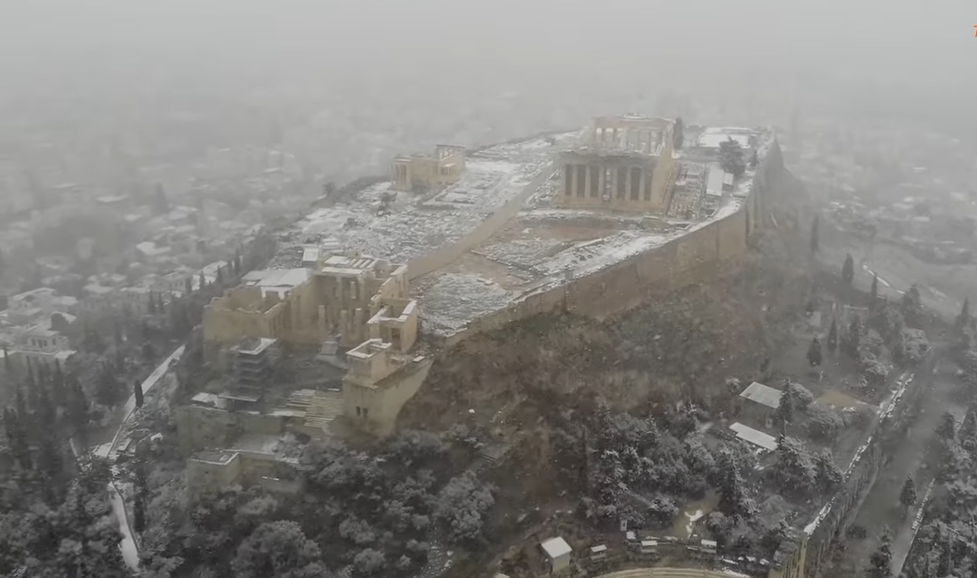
[1,0,974,131]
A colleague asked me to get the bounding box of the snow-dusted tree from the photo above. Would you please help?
[842,253,855,285]
[900,475,917,508]
[719,138,746,177]
[806,406,844,443]
[843,316,862,358]
[959,408,977,453]
[867,529,893,578]
[814,450,843,493]
[896,327,929,367]
[827,318,838,354]
[435,471,495,545]
[900,284,924,328]
[777,385,796,426]
[352,548,386,577]
[807,337,823,367]
[231,521,327,578]
[770,436,816,494]
[956,297,971,331]
[936,411,956,441]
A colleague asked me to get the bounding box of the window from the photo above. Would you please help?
[643,169,653,201]
[630,167,641,200]
[576,165,586,197]
[356,406,362,416]
[616,167,627,199]
[589,166,599,197]
[564,165,574,196]
[362,408,369,419]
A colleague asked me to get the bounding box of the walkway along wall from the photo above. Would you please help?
[439,141,786,347]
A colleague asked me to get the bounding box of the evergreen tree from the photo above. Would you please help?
[777,383,796,426]
[956,297,971,330]
[827,319,838,353]
[184,276,193,295]
[871,273,879,302]
[719,138,746,177]
[899,475,917,508]
[3,407,31,470]
[843,316,862,357]
[148,291,157,315]
[807,337,823,367]
[867,530,893,578]
[936,410,956,441]
[95,365,120,406]
[199,271,206,291]
[132,444,148,534]
[67,377,90,444]
[216,265,224,285]
[900,284,924,327]
[134,379,144,409]
[960,407,977,452]
[842,253,855,285]
[142,340,156,366]
[810,215,820,253]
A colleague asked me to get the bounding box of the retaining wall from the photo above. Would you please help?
[438,141,786,347]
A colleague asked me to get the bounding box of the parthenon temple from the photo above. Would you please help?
[557,115,676,213]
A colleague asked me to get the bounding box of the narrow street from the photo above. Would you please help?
[825,349,959,576]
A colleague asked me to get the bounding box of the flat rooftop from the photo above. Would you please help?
[740,381,783,409]
[241,268,309,297]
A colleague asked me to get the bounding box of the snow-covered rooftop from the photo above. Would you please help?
[740,381,783,409]
[729,422,778,451]
[540,537,572,560]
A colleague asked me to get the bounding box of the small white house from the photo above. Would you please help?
[540,537,572,574]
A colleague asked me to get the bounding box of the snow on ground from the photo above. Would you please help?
[104,345,186,571]
[288,135,570,264]
[538,231,674,278]
[414,273,515,336]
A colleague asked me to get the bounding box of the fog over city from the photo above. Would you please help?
[1,2,976,578]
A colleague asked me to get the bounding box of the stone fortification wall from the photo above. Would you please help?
[439,141,786,347]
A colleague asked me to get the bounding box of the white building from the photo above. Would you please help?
[540,537,572,574]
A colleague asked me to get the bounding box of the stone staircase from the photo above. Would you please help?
[286,389,344,434]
